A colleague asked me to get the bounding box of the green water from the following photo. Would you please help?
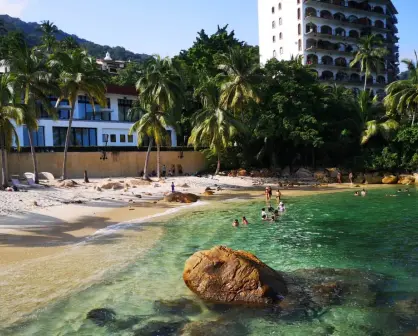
[4,188,418,335]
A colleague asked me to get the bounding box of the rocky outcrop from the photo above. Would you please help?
[164,192,199,203]
[365,173,383,184]
[58,180,78,188]
[294,168,313,179]
[382,175,398,184]
[353,173,365,184]
[238,169,248,177]
[100,181,124,190]
[398,175,415,185]
[202,191,215,196]
[183,246,288,305]
[415,173,418,185]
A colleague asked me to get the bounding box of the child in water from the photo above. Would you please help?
[261,208,267,219]
[278,202,286,212]
[242,217,249,225]
[232,219,239,227]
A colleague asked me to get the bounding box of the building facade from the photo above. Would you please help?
[258,0,399,95]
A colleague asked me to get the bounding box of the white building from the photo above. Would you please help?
[258,0,399,95]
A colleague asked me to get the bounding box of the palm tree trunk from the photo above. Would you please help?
[62,101,75,180]
[363,74,367,92]
[143,138,153,179]
[412,109,416,127]
[25,87,40,184]
[1,138,8,188]
[156,143,161,179]
[215,152,221,175]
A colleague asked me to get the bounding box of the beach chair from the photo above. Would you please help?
[11,178,29,190]
[25,177,44,188]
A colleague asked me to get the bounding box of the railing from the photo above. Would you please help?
[304,0,392,17]
[10,146,208,153]
[305,14,390,31]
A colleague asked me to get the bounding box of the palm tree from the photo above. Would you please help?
[38,20,58,53]
[135,55,183,178]
[129,103,177,179]
[0,74,25,188]
[350,34,388,91]
[60,36,79,51]
[217,47,260,118]
[384,52,418,126]
[6,37,57,183]
[348,91,398,145]
[49,49,107,180]
[188,78,246,175]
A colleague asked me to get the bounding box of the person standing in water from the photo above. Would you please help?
[276,189,282,203]
[242,217,249,225]
[361,189,367,197]
[171,182,175,193]
[232,219,239,227]
[349,172,353,184]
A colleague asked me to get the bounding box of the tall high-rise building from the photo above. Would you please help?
[258,0,399,95]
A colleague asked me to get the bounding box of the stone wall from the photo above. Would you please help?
[1,151,206,179]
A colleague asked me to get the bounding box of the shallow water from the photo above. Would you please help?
[3,187,418,335]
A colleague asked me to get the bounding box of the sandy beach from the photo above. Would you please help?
[0,175,390,327]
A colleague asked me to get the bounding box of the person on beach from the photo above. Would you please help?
[337,171,342,184]
[171,182,175,193]
[232,219,239,227]
[265,187,270,202]
[242,217,249,225]
[361,189,367,197]
[276,189,282,203]
[349,172,353,184]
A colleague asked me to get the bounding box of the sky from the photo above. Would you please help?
[1,0,415,69]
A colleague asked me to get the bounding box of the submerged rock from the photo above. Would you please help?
[86,308,116,326]
[180,319,248,336]
[183,246,288,305]
[164,192,199,203]
[134,318,189,336]
[153,298,202,316]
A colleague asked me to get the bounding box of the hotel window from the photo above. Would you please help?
[279,3,282,10]
[53,127,97,147]
[280,47,283,54]
[273,50,277,58]
[78,95,111,121]
[120,134,126,143]
[23,126,45,147]
[118,98,137,121]
[128,135,134,143]
[279,18,282,25]
[272,6,275,14]
[279,32,283,39]
[272,21,276,29]
[110,134,116,143]
[273,35,276,42]
[48,97,70,119]
[298,39,302,51]
[297,8,301,20]
[298,24,301,35]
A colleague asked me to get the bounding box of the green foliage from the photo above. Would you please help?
[110,62,143,86]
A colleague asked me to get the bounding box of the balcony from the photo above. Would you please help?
[84,111,112,121]
[304,0,391,18]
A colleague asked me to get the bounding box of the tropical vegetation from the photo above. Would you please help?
[0,21,417,187]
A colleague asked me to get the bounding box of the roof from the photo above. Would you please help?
[106,84,137,96]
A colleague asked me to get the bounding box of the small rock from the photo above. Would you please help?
[33,201,38,206]
[86,308,116,327]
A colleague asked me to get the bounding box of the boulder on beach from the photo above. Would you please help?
[294,168,313,179]
[382,175,398,184]
[58,180,78,188]
[365,173,383,184]
[126,179,151,187]
[238,169,248,177]
[281,166,290,177]
[325,168,338,178]
[183,246,288,305]
[180,183,190,188]
[100,181,124,190]
[164,192,199,203]
[398,175,415,185]
[202,190,215,196]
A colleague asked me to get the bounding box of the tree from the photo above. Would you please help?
[111,61,143,86]
[129,103,176,179]
[385,52,418,126]
[0,74,25,188]
[6,35,57,183]
[188,78,246,175]
[49,49,107,180]
[350,34,388,91]
[136,55,184,178]
[38,20,58,53]
[217,47,261,118]
[59,36,79,51]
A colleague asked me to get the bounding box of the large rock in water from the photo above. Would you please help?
[382,175,398,184]
[183,246,288,305]
[164,192,199,203]
[398,175,415,185]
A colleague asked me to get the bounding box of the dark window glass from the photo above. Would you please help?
[89,129,97,146]
[52,127,97,147]
[110,134,116,143]
[118,99,136,121]
[128,134,134,143]
[120,134,126,143]
[23,126,45,147]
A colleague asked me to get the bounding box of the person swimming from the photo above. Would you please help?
[242,217,249,225]
[261,208,267,219]
[232,219,239,227]
[270,215,276,222]
[354,191,359,196]
[361,189,367,197]
[262,214,267,221]
[278,201,286,212]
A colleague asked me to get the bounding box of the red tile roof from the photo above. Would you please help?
[106,84,137,96]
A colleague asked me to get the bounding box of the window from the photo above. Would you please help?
[298,23,301,35]
[279,3,282,10]
[272,6,275,14]
[279,32,283,39]
[273,35,276,42]
[273,50,277,58]
[280,47,284,54]
[120,134,126,143]
[298,39,302,51]
[110,134,116,143]
[78,95,111,121]
[118,98,136,121]
[298,8,301,19]
[128,135,134,143]
[272,21,276,28]
[47,97,70,119]
[53,127,97,147]
[279,18,282,25]
[23,126,45,147]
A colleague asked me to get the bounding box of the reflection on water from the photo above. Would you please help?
[2,188,418,335]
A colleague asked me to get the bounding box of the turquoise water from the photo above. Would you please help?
[4,187,418,335]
